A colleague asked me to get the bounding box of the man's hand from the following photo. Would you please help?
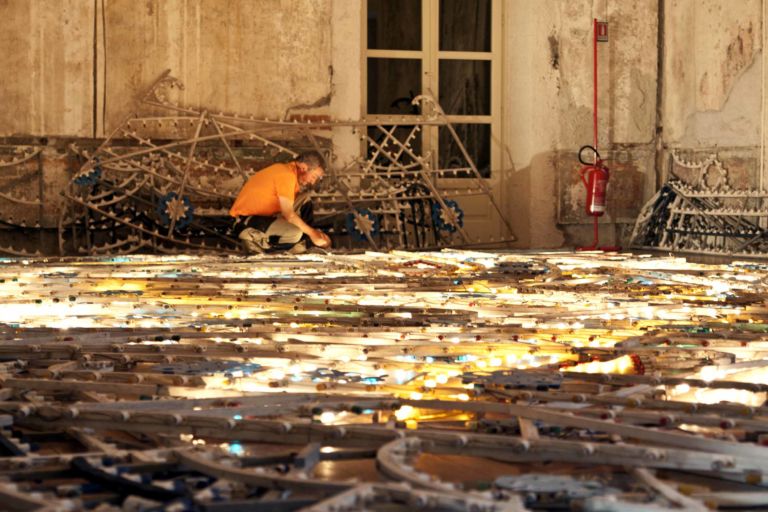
[310,229,331,248]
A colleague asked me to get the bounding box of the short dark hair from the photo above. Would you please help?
[296,151,325,170]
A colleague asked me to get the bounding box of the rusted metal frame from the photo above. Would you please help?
[0,190,41,207]
[370,160,423,172]
[81,129,273,169]
[369,128,470,244]
[36,149,44,250]
[209,118,298,157]
[85,172,242,248]
[87,120,443,171]
[0,344,311,363]
[62,192,240,254]
[361,124,398,176]
[140,100,200,117]
[664,186,766,253]
[0,245,43,257]
[388,124,421,167]
[7,420,762,484]
[687,490,768,508]
[368,130,467,243]
[79,237,146,256]
[66,427,123,456]
[191,113,448,128]
[85,175,152,209]
[209,116,249,185]
[348,165,464,175]
[79,71,179,176]
[98,148,234,199]
[318,174,408,199]
[0,147,42,168]
[304,131,381,250]
[168,110,207,235]
[117,123,246,184]
[351,128,425,249]
[415,95,517,243]
[75,226,143,256]
[79,169,146,202]
[69,393,373,413]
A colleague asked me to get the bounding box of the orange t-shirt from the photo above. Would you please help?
[229,162,299,217]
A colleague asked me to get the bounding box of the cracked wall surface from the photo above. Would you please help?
[503,0,657,249]
[0,0,333,138]
[663,0,765,190]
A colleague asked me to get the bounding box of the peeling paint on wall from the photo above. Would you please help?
[681,53,761,146]
[548,33,560,70]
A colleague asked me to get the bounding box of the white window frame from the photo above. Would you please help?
[362,0,502,179]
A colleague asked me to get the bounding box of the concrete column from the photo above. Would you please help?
[329,0,363,171]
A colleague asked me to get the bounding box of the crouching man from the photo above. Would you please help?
[230,151,331,253]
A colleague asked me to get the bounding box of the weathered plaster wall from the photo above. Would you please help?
[664,0,761,145]
[662,0,765,192]
[103,0,332,129]
[329,0,362,169]
[0,0,94,137]
[3,0,765,251]
[502,1,564,248]
[0,0,332,137]
[503,0,658,248]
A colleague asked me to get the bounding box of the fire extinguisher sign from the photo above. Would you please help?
[596,21,609,42]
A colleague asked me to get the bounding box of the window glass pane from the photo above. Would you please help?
[368,0,421,50]
[439,60,490,115]
[439,0,491,52]
[367,58,422,114]
[439,124,490,178]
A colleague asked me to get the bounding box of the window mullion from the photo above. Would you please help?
[367,49,424,59]
[424,0,439,169]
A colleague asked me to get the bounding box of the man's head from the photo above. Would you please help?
[295,151,325,188]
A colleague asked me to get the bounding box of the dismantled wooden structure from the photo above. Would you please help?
[0,250,765,510]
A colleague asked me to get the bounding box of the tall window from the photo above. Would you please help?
[365,0,500,178]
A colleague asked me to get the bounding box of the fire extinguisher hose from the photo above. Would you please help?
[578,145,601,166]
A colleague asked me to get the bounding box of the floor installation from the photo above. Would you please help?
[0,249,765,510]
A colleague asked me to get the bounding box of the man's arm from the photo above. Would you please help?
[278,196,330,247]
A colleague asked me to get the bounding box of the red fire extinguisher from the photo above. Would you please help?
[579,145,609,217]
[574,18,620,251]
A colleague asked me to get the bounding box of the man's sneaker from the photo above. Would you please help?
[238,228,268,254]
[286,240,307,255]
